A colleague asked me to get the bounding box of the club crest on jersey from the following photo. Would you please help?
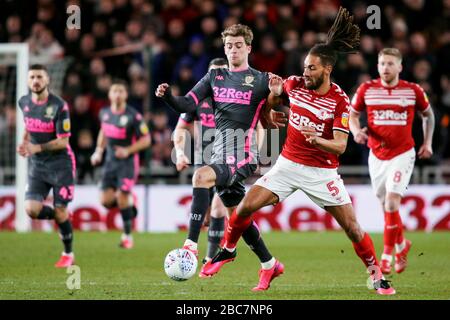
[399,97,411,107]
[44,106,55,118]
[140,122,149,135]
[242,75,254,87]
[63,119,71,132]
[120,115,128,126]
[317,109,334,120]
[24,105,30,112]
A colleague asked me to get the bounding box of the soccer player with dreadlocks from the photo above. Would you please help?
[201,7,396,295]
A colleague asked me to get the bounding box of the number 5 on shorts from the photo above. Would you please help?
[327,181,339,196]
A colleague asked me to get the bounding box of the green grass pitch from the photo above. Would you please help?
[0,231,449,300]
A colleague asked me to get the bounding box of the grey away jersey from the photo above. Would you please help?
[99,105,149,162]
[187,67,269,167]
[18,93,75,166]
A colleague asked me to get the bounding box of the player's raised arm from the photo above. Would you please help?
[155,83,196,113]
[267,74,287,109]
[260,75,288,129]
[155,72,213,114]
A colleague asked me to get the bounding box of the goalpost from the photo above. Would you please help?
[0,43,30,232]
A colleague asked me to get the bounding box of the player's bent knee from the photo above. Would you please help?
[54,206,69,223]
[237,198,257,217]
[25,202,42,218]
[25,207,40,218]
[192,169,213,187]
[117,193,129,208]
[101,198,115,208]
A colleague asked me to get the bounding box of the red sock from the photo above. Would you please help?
[219,218,228,248]
[224,209,252,249]
[352,233,379,269]
[383,211,399,256]
[394,211,405,245]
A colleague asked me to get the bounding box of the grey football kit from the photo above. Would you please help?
[164,67,269,207]
[18,93,75,207]
[99,105,149,193]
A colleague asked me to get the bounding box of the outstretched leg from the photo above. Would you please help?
[201,185,282,286]
[326,203,395,295]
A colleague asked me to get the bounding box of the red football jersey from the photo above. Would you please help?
[281,76,351,168]
[351,78,430,160]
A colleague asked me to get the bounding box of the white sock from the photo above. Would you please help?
[224,246,236,252]
[122,233,133,241]
[381,253,392,262]
[62,252,74,257]
[184,239,197,250]
[261,257,276,270]
[395,240,406,253]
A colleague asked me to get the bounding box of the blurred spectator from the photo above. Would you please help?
[28,27,64,65]
[6,15,22,42]
[137,1,165,36]
[0,105,16,171]
[91,20,111,50]
[174,35,209,82]
[166,18,189,62]
[251,34,285,74]
[160,0,199,27]
[150,110,174,167]
[64,28,81,57]
[126,19,143,43]
[282,29,305,77]
[199,16,222,57]
[63,71,83,103]
[70,94,99,183]
[305,0,339,33]
[128,77,149,114]
[172,61,196,95]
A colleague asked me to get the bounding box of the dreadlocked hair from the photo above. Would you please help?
[309,6,361,67]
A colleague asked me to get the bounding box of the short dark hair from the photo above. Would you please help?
[309,7,360,67]
[29,64,48,73]
[208,58,228,68]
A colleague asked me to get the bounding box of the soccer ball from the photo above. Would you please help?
[164,248,198,281]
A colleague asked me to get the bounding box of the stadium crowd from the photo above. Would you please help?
[0,0,449,184]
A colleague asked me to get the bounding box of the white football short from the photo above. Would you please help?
[255,155,351,208]
[368,148,416,200]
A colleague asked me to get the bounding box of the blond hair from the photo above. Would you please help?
[379,48,402,62]
[221,24,253,45]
